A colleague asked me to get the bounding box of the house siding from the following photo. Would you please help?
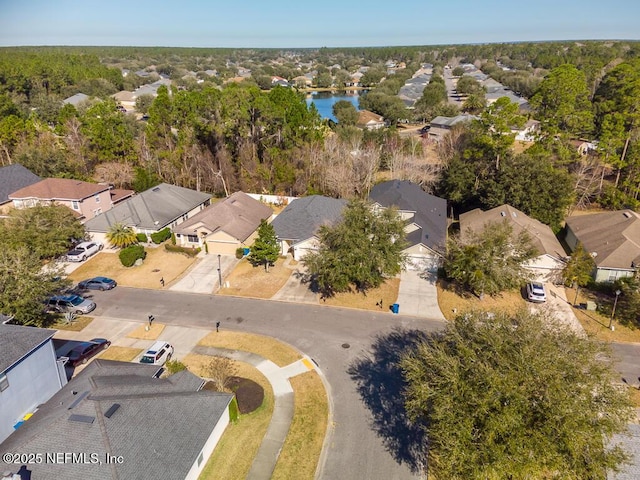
[0,341,65,443]
[184,404,231,480]
[595,268,635,283]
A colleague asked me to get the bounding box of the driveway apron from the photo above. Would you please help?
[396,269,445,320]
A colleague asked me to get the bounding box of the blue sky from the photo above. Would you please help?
[0,0,638,48]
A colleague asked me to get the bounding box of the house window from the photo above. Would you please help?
[0,373,8,392]
[95,195,100,203]
[187,235,198,243]
[72,201,80,210]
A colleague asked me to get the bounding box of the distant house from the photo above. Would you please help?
[8,178,133,222]
[369,180,447,271]
[292,75,312,87]
[570,139,598,156]
[428,114,476,141]
[0,359,233,480]
[459,204,567,282]
[0,324,67,444]
[271,76,290,87]
[271,195,347,260]
[565,210,640,283]
[174,192,273,255]
[0,164,40,213]
[356,110,385,130]
[514,119,540,142]
[84,183,211,245]
[62,93,90,107]
[112,90,137,110]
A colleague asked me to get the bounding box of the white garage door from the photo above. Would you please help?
[406,254,440,272]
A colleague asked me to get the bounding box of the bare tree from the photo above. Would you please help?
[205,356,238,393]
[94,162,134,188]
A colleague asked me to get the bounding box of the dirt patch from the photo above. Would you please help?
[219,257,292,299]
[323,278,400,312]
[437,279,528,320]
[66,242,196,289]
[203,376,264,414]
[127,322,165,340]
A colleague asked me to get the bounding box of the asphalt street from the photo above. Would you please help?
[89,287,446,480]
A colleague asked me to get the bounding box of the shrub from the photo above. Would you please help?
[165,244,201,257]
[136,233,148,243]
[171,232,176,245]
[228,396,239,422]
[150,227,171,244]
[235,247,245,259]
[165,359,187,374]
[119,245,146,267]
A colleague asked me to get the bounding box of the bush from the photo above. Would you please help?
[119,245,146,267]
[136,233,148,243]
[228,396,239,422]
[171,232,176,245]
[150,227,171,244]
[165,359,187,374]
[165,244,201,257]
[235,247,245,259]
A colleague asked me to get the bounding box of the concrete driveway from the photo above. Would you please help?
[271,262,318,304]
[169,253,237,294]
[395,269,445,320]
[529,283,585,335]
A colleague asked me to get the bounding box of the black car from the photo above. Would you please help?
[78,276,117,291]
[66,338,110,367]
[419,125,431,134]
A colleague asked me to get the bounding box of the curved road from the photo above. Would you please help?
[91,287,446,480]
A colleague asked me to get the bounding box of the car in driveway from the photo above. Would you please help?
[45,294,96,314]
[66,241,103,262]
[66,338,110,366]
[78,276,117,291]
[526,282,547,303]
[139,341,174,366]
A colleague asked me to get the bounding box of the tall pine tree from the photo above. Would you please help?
[248,220,280,272]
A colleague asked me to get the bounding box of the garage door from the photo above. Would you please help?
[406,254,440,272]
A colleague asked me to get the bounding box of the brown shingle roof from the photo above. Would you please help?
[175,191,272,242]
[357,109,384,126]
[565,210,640,269]
[110,188,135,204]
[459,204,566,259]
[9,178,111,201]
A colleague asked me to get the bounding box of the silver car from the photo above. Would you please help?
[46,295,96,314]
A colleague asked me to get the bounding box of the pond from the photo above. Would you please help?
[306,90,366,122]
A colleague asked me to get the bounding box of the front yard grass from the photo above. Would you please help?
[98,346,143,362]
[183,354,274,480]
[272,371,329,480]
[565,287,640,343]
[198,331,301,367]
[219,257,292,299]
[66,243,196,289]
[437,279,528,321]
[51,315,93,331]
[126,322,165,340]
[323,277,400,312]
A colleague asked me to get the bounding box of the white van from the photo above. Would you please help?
[139,341,174,366]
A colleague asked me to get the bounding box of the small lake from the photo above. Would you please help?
[306,90,366,122]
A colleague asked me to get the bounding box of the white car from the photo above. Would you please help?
[66,241,103,262]
[139,341,174,366]
[526,282,547,303]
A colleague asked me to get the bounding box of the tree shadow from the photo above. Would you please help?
[347,327,430,473]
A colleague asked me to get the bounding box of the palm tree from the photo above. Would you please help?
[106,223,138,248]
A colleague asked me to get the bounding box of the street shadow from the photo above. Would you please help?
[347,327,430,473]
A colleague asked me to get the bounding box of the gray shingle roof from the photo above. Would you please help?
[369,180,447,254]
[0,359,232,480]
[271,195,347,244]
[174,191,272,242]
[84,183,211,233]
[62,93,90,106]
[0,324,55,374]
[0,164,41,204]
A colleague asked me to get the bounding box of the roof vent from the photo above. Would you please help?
[67,391,90,410]
[68,414,95,424]
[104,403,121,419]
[152,187,160,192]
[500,211,506,217]
[623,212,632,218]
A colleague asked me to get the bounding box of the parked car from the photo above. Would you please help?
[45,295,96,314]
[419,125,431,134]
[66,338,110,367]
[139,341,174,366]
[78,276,117,291]
[526,282,547,303]
[66,241,103,262]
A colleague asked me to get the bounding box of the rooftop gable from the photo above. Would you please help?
[271,195,347,243]
[0,164,41,204]
[9,178,110,202]
[0,324,55,374]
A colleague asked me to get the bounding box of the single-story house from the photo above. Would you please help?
[8,178,133,222]
[271,195,347,260]
[62,93,90,107]
[513,119,540,142]
[369,180,447,271]
[84,183,211,245]
[0,359,233,480]
[459,204,567,282]
[356,110,386,130]
[0,164,41,213]
[0,324,67,444]
[565,210,640,283]
[570,139,598,156]
[428,114,477,141]
[174,191,273,255]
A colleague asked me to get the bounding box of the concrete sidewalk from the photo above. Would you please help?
[169,253,237,294]
[193,345,316,480]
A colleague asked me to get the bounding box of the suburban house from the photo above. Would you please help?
[0,164,40,213]
[565,210,640,283]
[174,191,273,255]
[513,119,541,142]
[8,178,134,222]
[271,195,347,260]
[356,110,386,130]
[369,180,447,271]
[459,204,567,282]
[0,359,233,480]
[570,139,598,156]
[84,183,211,245]
[0,324,67,444]
[62,92,90,107]
[428,114,476,141]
